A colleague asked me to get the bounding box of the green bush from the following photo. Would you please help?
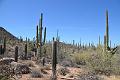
[111,54,120,75]
[72,47,120,76]
[86,51,112,76]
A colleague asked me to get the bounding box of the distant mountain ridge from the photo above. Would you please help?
[0,27,18,40]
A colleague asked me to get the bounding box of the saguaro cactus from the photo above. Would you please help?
[36,13,47,58]
[52,38,57,80]
[106,10,109,49]
[36,25,39,48]
[39,13,43,58]
[43,27,46,45]
[15,46,18,62]
[24,37,27,60]
[39,13,43,46]
[25,43,27,60]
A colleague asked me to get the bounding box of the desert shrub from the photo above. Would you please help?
[60,59,75,67]
[58,67,70,76]
[111,53,120,75]
[76,72,103,80]
[31,69,43,78]
[72,52,90,65]
[86,51,112,76]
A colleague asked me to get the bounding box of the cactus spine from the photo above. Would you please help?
[15,46,18,62]
[52,37,57,80]
[106,10,109,49]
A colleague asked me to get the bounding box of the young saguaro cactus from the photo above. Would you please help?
[15,46,18,62]
[52,37,57,80]
[25,37,27,60]
[25,44,27,60]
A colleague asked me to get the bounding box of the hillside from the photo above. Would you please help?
[0,27,18,41]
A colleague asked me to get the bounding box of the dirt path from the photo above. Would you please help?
[19,61,82,80]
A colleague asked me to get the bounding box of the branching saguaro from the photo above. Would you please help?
[36,13,47,58]
[15,46,18,62]
[52,37,57,80]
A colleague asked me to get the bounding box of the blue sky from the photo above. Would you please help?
[0,0,120,46]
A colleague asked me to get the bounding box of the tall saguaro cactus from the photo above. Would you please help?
[36,13,47,58]
[106,10,109,49]
[39,13,43,58]
[39,13,43,47]
[52,38,57,80]
[15,46,18,62]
